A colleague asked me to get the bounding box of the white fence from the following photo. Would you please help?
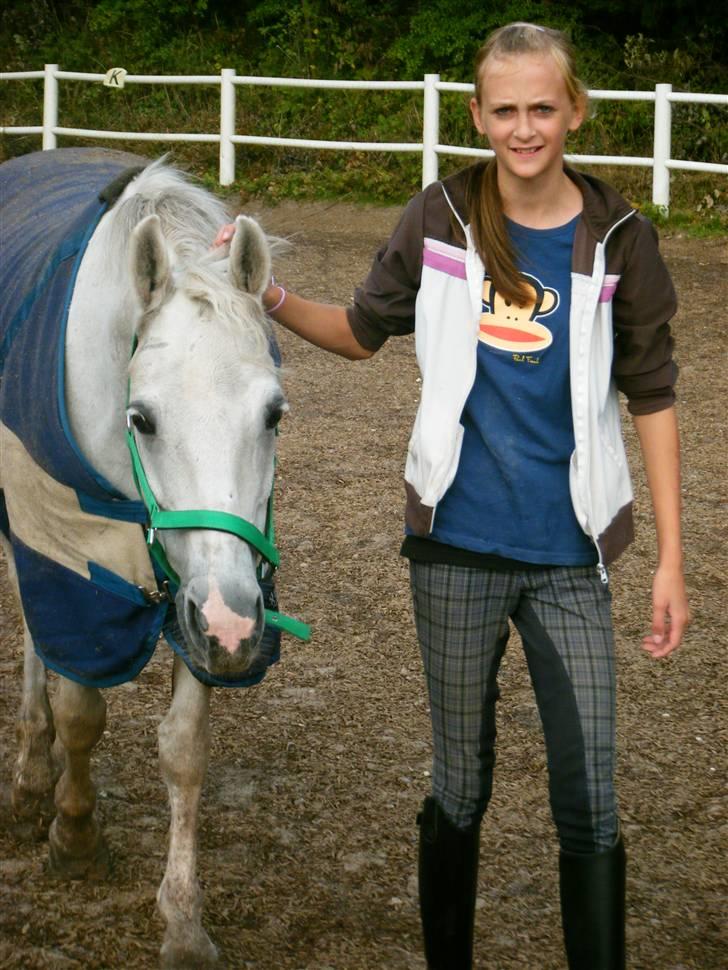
[2,64,727,209]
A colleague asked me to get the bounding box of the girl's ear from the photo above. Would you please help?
[470,97,487,137]
[569,93,588,132]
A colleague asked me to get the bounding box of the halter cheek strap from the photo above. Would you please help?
[126,428,279,565]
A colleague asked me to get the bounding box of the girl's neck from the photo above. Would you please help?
[498,169,582,229]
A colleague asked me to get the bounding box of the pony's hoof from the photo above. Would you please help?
[0,780,52,842]
[12,811,54,843]
[47,826,111,881]
[160,929,219,969]
[10,787,56,842]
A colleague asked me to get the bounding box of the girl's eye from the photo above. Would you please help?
[536,105,555,114]
[494,107,513,116]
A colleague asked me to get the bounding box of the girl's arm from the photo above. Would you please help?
[632,406,690,658]
[213,223,373,361]
[262,284,374,361]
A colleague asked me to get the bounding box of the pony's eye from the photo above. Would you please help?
[127,407,155,435]
[265,405,284,431]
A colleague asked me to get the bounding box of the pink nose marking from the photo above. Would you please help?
[201,585,256,654]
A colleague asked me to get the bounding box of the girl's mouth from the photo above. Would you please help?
[511,146,543,155]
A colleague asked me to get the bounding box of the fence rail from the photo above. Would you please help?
[1,65,727,209]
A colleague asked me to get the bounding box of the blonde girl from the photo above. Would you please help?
[216,21,688,970]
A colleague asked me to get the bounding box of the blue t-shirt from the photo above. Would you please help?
[430,215,596,566]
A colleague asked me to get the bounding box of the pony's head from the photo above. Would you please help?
[127,211,286,679]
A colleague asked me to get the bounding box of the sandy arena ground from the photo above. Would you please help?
[1,199,726,969]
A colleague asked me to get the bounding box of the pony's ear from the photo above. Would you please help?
[131,214,173,311]
[229,215,271,300]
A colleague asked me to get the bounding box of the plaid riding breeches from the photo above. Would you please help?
[409,561,619,853]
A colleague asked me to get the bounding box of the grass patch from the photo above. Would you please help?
[639,202,727,238]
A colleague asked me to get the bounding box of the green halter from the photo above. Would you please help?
[125,372,310,643]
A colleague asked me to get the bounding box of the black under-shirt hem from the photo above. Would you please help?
[400,536,596,571]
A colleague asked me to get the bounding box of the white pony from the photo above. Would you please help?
[0,148,293,967]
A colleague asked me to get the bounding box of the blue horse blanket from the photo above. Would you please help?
[0,148,279,688]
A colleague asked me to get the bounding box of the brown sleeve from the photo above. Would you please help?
[346,188,430,352]
[611,214,678,415]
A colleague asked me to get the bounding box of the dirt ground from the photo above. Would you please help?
[0,200,726,970]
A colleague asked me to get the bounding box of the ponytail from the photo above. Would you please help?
[466,161,531,306]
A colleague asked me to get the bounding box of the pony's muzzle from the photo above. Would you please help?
[180,578,265,676]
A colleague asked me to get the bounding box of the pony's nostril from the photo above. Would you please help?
[196,605,209,634]
[185,596,208,638]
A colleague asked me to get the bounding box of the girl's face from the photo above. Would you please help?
[470,53,585,189]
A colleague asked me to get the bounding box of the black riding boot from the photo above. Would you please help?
[417,796,480,970]
[559,835,626,970]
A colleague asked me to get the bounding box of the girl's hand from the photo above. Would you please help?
[632,408,689,660]
[641,564,690,659]
[211,222,284,313]
[212,223,236,248]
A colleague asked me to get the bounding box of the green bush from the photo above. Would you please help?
[1,0,725,229]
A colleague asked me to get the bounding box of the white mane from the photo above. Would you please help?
[108,159,228,259]
[104,159,275,365]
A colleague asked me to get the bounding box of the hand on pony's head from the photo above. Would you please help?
[212,223,236,249]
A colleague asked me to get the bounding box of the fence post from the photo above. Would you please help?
[220,68,236,185]
[42,63,58,150]
[652,83,672,211]
[422,73,440,188]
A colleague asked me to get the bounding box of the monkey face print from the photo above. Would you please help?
[478,273,558,354]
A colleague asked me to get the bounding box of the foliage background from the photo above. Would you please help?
[1,0,726,221]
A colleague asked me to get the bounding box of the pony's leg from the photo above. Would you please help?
[47,676,111,879]
[157,656,218,969]
[11,623,59,839]
[2,534,59,838]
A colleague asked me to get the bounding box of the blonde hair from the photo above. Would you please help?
[468,23,586,305]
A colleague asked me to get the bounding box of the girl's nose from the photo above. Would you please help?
[514,111,534,140]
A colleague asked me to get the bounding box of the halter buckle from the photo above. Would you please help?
[139,580,173,605]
